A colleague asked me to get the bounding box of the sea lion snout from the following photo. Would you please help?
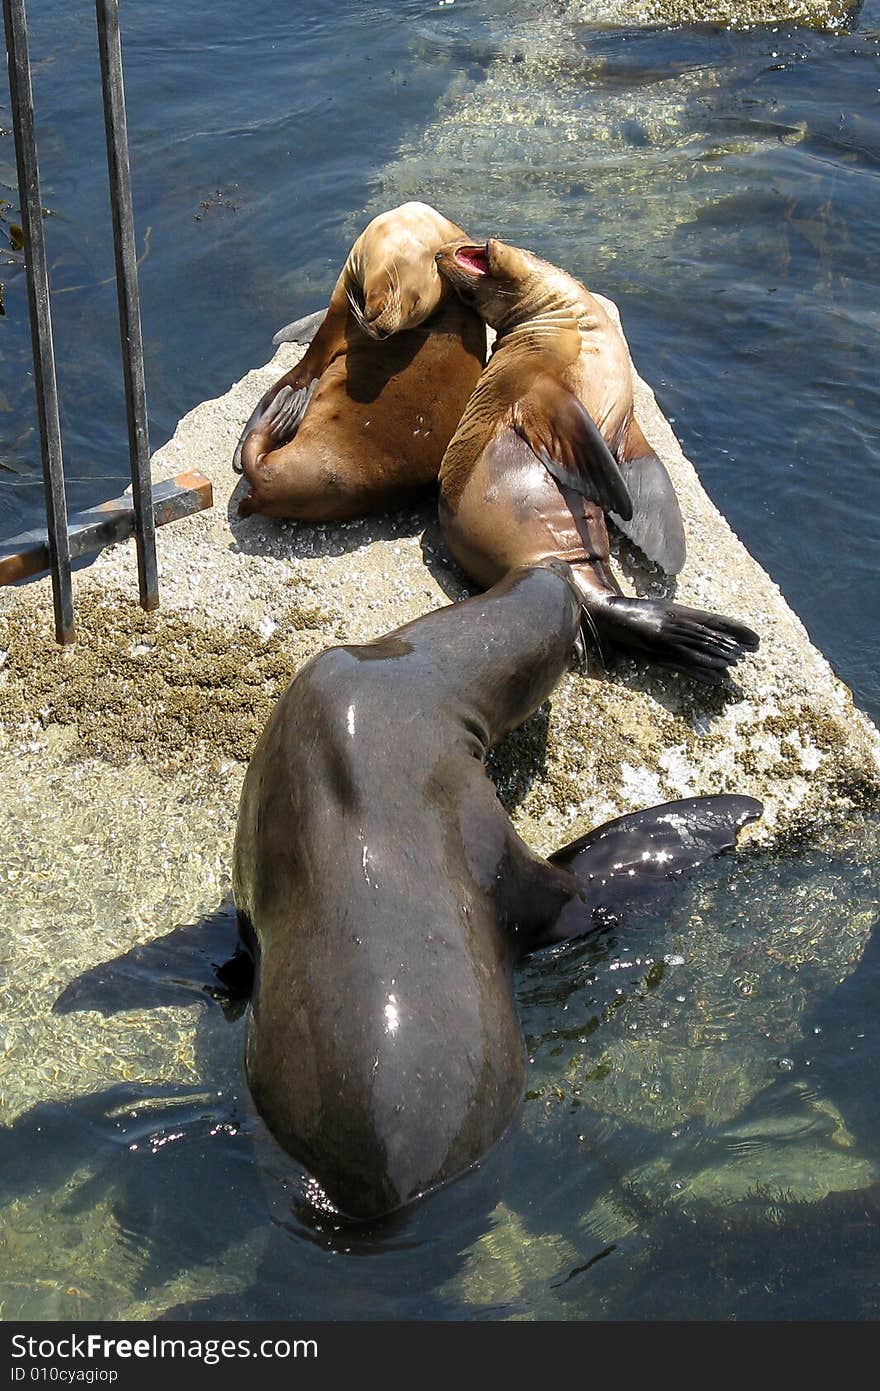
[362,317,391,341]
[452,242,493,276]
[436,238,536,329]
[360,281,395,337]
[435,240,490,308]
[360,263,439,338]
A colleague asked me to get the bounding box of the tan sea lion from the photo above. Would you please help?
[234,202,487,520]
[233,561,762,1219]
[435,237,758,684]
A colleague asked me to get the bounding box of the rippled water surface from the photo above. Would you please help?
[1,0,879,1321]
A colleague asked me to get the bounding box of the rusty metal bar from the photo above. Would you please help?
[2,0,75,644]
[0,471,213,587]
[95,0,159,611]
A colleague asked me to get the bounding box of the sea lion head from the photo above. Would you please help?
[348,202,464,340]
[435,237,563,334]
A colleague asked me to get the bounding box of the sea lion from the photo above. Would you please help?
[233,561,761,1220]
[435,237,758,684]
[234,202,487,520]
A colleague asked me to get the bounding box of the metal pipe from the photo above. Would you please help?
[0,471,213,586]
[95,0,159,611]
[2,0,75,644]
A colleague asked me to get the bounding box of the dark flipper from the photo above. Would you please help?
[233,306,328,472]
[52,902,253,1018]
[581,593,759,687]
[608,451,687,576]
[513,377,633,521]
[272,308,326,346]
[532,795,762,948]
[232,380,317,473]
[233,398,272,475]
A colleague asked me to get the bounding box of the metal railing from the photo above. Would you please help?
[1,0,212,644]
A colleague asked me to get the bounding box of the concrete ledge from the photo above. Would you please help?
[1,309,878,851]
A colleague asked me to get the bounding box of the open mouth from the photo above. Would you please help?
[454,244,490,276]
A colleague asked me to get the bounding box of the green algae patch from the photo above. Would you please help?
[0,590,333,771]
[634,0,854,27]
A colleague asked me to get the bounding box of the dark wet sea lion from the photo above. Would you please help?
[434,236,758,684]
[235,202,487,519]
[233,562,761,1219]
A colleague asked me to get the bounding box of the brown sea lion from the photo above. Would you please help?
[233,561,762,1220]
[234,202,487,520]
[435,237,758,684]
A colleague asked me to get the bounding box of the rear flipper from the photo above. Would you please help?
[233,381,317,474]
[584,594,759,686]
[531,794,762,950]
[272,308,326,346]
[608,450,687,576]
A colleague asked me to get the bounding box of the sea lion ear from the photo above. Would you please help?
[512,375,633,520]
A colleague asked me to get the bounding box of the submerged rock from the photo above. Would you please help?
[567,0,854,25]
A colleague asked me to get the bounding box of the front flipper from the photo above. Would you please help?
[233,293,345,473]
[272,308,327,346]
[233,381,317,474]
[532,794,762,948]
[513,376,633,521]
[52,902,254,1018]
[584,594,759,686]
[608,441,687,576]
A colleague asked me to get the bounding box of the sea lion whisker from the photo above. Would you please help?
[577,603,607,667]
[346,284,370,335]
[387,264,404,322]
